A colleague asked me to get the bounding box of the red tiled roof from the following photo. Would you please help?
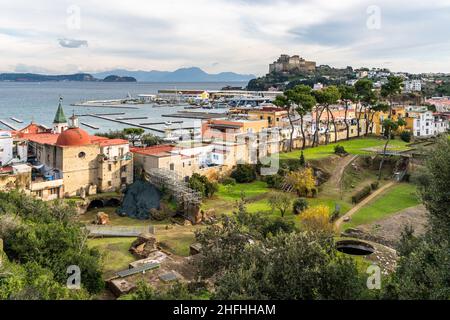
[24,133,59,145]
[131,145,175,156]
[23,132,129,147]
[96,138,129,146]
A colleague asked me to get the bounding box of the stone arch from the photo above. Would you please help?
[87,199,104,210]
[105,198,121,207]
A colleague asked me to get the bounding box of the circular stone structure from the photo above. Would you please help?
[336,239,375,256]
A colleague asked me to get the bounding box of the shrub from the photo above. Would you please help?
[334,144,347,155]
[370,181,379,190]
[293,198,308,215]
[221,177,236,186]
[299,151,306,167]
[400,131,411,143]
[299,205,333,233]
[230,164,257,183]
[264,174,284,189]
[188,173,218,198]
[351,186,372,204]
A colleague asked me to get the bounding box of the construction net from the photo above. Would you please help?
[118,180,161,219]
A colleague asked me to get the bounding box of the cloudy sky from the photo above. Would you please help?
[0,0,449,76]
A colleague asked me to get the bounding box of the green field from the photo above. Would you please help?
[343,183,420,229]
[279,137,410,160]
[88,237,136,278]
[202,180,270,211]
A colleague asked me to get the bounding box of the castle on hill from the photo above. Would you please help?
[269,54,316,74]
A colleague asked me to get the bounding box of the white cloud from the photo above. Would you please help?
[0,0,449,75]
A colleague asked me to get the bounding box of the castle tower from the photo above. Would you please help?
[53,97,68,134]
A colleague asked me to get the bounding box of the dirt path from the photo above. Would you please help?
[321,154,358,197]
[329,154,359,187]
[335,181,396,230]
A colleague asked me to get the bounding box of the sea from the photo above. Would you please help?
[0,81,246,135]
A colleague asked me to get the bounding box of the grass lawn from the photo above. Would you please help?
[220,193,352,228]
[202,180,269,211]
[279,137,410,160]
[344,183,420,230]
[88,237,136,278]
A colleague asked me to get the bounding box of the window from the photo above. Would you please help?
[121,177,127,185]
[120,165,127,173]
[108,181,112,187]
[78,151,86,158]
[170,163,174,171]
[50,188,59,195]
[108,164,112,171]
[119,148,124,157]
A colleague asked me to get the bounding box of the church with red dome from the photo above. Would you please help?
[17,100,134,199]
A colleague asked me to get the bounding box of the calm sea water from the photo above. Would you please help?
[0,81,245,135]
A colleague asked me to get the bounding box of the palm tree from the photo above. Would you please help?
[288,85,316,149]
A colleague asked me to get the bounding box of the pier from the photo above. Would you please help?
[139,121,183,125]
[86,114,165,133]
[72,103,139,110]
[115,116,148,120]
[162,111,226,120]
[76,112,126,117]
[10,117,23,123]
[81,122,100,130]
[0,120,18,130]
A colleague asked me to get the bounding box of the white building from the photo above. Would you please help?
[404,80,422,92]
[0,131,13,166]
[405,106,436,137]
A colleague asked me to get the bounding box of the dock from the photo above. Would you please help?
[86,114,165,133]
[81,122,100,130]
[0,120,18,130]
[76,112,126,117]
[72,103,139,110]
[139,121,183,125]
[10,117,23,123]
[162,111,226,120]
[115,116,148,121]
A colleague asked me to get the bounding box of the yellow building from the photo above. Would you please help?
[230,106,289,128]
[372,107,407,135]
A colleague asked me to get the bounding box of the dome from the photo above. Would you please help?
[56,128,91,146]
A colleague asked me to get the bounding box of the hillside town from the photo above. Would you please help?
[1,56,449,303]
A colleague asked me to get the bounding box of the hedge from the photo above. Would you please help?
[351,186,372,204]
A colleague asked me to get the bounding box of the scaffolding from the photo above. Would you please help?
[144,168,202,221]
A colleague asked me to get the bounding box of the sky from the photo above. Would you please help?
[0,0,450,76]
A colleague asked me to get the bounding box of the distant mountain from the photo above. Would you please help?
[0,73,136,82]
[0,73,96,82]
[92,67,255,82]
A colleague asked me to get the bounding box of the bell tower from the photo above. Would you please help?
[68,111,79,129]
[53,97,68,133]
